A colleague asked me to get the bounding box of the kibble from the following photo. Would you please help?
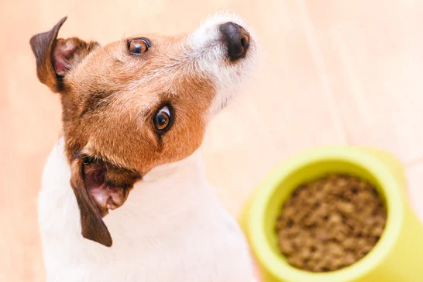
[275,174,387,272]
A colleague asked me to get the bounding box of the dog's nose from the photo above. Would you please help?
[219,22,250,61]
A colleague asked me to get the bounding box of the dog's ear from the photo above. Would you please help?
[70,157,141,247]
[29,17,99,92]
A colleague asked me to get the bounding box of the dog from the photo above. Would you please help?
[31,13,258,282]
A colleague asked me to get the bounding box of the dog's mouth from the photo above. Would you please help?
[83,158,141,218]
[87,179,131,217]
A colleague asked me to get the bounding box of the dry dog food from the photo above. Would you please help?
[275,174,387,272]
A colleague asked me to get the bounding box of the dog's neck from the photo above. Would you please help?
[110,149,216,238]
[56,139,219,243]
[119,148,214,217]
[142,149,207,186]
[43,137,218,242]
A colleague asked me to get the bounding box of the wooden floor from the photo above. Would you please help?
[1,0,423,281]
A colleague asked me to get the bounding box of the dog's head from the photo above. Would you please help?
[30,14,256,247]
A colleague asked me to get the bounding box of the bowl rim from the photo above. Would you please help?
[248,146,404,282]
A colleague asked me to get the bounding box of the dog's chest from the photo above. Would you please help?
[93,212,251,282]
[41,199,253,282]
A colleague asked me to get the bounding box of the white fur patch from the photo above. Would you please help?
[187,12,258,116]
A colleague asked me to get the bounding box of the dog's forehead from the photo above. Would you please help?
[68,33,192,88]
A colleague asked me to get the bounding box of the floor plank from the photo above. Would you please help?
[305,0,423,162]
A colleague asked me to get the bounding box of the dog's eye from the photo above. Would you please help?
[128,38,149,54]
[154,106,172,132]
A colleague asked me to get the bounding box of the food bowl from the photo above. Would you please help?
[240,147,423,282]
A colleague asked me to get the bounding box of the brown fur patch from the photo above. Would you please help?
[30,17,67,92]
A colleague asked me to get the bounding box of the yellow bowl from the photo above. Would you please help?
[240,147,423,282]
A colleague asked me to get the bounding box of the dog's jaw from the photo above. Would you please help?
[187,13,258,117]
